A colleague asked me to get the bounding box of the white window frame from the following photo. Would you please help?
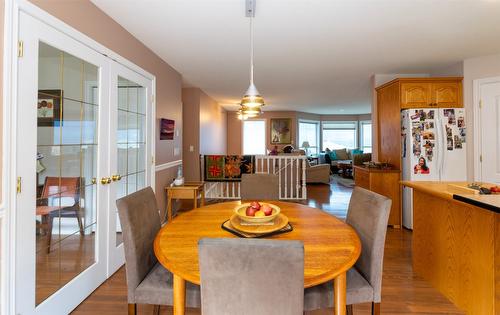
[242,119,267,155]
[359,120,372,153]
[321,121,359,151]
[298,119,320,156]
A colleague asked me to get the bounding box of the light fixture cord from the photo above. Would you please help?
[250,14,254,85]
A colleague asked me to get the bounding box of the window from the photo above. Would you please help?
[243,120,266,155]
[360,121,372,153]
[322,121,358,150]
[298,121,320,155]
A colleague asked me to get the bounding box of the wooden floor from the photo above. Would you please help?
[71,176,463,314]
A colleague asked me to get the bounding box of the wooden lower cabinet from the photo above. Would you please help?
[412,190,499,315]
[353,166,401,227]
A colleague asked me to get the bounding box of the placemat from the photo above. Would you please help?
[221,220,293,238]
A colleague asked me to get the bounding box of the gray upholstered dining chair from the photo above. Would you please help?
[303,187,391,315]
[240,173,280,200]
[116,187,201,315]
[198,238,304,315]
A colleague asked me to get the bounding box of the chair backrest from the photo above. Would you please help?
[346,187,391,303]
[116,187,161,301]
[240,173,280,200]
[42,176,80,199]
[198,238,304,315]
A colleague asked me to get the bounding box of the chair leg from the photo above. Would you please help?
[76,209,84,235]
[346,304,353,315]
[46,215,53,254]
[372,302,380,315]
[153,305,160,315]
[128,303,137,315]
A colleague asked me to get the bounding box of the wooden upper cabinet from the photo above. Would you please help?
[401,83,432,108]
[431,82,463,108]
[382,78,463,109]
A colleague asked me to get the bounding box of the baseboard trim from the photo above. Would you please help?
[156,160,182,172]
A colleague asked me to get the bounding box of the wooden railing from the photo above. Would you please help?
[201,155,307,200]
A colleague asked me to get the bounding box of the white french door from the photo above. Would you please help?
[107,62,153,274]
[15,11,154,315]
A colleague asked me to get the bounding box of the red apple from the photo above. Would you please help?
[250,201,261,210]
[246,206,257,216]
[262,204,273,216]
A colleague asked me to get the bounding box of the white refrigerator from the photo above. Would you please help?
[401,108,467,229]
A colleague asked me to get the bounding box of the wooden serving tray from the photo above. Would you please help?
[229,213,289,234]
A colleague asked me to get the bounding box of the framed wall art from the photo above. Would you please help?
[37,90,62,127]
[270,118,292,144]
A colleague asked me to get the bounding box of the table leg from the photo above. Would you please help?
[167,191,173,223]
[173,274,186,315]
[200,188,205,206]
[333,271,346,315]
[193,191,198,209]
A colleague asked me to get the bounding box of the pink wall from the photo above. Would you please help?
[182,88,227,181]
[29,0,183,213]
[182,88,201,181]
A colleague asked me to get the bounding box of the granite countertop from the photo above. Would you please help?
[401,181,500,214]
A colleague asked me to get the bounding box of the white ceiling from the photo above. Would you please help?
[91,0,500,114]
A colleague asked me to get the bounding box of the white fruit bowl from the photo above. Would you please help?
[234,202,281,224]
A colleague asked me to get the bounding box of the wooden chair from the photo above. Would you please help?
[36,177,83,253]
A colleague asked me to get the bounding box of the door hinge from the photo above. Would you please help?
[479,155,482,163]
[479,99,482,109]
[152,156,155,165]
[16,177,22,193]
[18,40,24,57]
[151,94,155,104]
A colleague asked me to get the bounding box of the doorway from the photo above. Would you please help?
[14,10,153,315]
[474,77,500,184]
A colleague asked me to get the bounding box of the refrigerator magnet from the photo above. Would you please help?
[414,156,430,174]
[458,117,465,128]
[454,135,463,149]
[459,128,466,143]
[447,137,454,150]
[422,131,435,140]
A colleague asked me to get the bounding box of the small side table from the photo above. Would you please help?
[165,182,205,223]
[337,161,353,178]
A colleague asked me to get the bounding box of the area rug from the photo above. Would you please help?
[331,175,355,188]
[204,155,254,181]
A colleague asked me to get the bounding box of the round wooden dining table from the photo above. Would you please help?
[154,201,361,315]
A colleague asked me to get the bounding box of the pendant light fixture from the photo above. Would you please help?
[238,0,264,120]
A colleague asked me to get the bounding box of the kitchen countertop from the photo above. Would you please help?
[401,181,500,214]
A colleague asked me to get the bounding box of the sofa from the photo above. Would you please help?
[325,148,372,173]
[287,150,331,184]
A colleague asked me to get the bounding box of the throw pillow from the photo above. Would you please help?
[334,148,349,160]
[351,149,364,155]
[329,151,337,160]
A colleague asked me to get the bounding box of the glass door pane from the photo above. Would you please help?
[115,76,147,246]
[107,63,152,274]
[35,42,100,305]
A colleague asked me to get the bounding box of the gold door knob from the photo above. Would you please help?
[91,178,97,185]
[101,177,112,185]
[111,174,122,181]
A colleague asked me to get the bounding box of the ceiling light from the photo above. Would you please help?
[239,0,265,115]
[237,105,262,120]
